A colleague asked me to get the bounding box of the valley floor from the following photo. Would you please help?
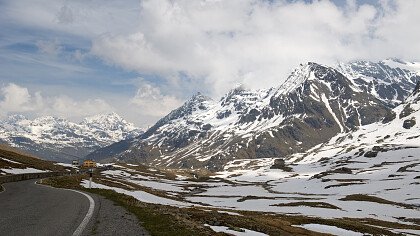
[76,146,420,235]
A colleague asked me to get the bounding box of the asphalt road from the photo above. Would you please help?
[0,179,91,236]
[0,179,150,236]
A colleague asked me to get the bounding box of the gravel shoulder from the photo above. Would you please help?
[83,192,150,236]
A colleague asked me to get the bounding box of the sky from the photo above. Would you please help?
[1,0,420,127]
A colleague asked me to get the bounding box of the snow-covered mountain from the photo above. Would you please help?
[81,68,420,236]
[291,79,420,164]
[336,59,420,106]
[88,60,419,171]
[0,112,142,162]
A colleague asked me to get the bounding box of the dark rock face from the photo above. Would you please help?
[414,81,420,95]
[270,158,293,171]
[312,167,352,179]
[382,111,396,123]
[239,109,261,123]
[338,61,420,107]
[86,138,133,161]
[364,151,378,158]
[217,110,231,119]
[400,105,414,119]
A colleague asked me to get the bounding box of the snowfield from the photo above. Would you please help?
[1,167,49,174]
[295,224,364,236]
[205,224,269,236]
[84,140,420,235]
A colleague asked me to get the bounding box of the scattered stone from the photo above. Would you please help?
[364,151,378,158]
[270,158,292,172]
[403,118,416,129]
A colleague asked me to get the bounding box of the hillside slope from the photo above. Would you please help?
[0,144,66,176]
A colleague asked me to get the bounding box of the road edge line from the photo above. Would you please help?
[69,189,95,236]
[35,180,95,236]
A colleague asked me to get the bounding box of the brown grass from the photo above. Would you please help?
[325,182,365,189]
[340,194,418,209]
[271,201,341,210]
[0,145,65,172]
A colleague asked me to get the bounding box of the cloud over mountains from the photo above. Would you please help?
[1,0,420,125]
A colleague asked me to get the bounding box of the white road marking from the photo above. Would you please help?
[70,189,95,236]
[35,180,95,236]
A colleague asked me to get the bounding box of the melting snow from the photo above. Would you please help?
[205,224,268,236]
[80,180,193,207]
[0,157,21,164]
[1,167,48,174]
[296,224,364,236]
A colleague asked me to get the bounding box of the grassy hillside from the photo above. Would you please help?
[0,144,65,173]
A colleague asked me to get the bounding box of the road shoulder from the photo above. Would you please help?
[83,192,150,236]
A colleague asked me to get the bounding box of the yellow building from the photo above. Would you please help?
[82,160,96,168]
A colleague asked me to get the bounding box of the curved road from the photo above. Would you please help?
[0,179,91,236]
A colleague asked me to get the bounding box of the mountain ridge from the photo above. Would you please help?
[88,60,420,171]
[0,112,142,162]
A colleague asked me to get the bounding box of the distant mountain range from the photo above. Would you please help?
[3,59,419,169]
[86,59,420,171]
[0,112,142,162]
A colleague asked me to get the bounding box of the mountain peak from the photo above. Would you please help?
[5,114,28,123]
[189,92,211,104]
[82,112,124,124]
[273,62,332,95]
[32,116,67,124]
[220,84,248,105]
[81,112,141,136]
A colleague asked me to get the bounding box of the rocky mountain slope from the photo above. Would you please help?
[0,113,142,162]
[290,79,420,164]
[88,60,419,171]
[336,59,420,106]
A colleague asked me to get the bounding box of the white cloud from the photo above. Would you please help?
[36,39,62,56]
[72,49,87,62]
[130,82,183,117]
[49,96,112,119]
[1,0,141,39]
[90,0,420,97]
[56,5,74,25]
[0,83,112,121]
[0,83,37,114]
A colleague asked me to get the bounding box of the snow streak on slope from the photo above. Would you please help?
[294,81,420,164]
[321,93,343,132]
